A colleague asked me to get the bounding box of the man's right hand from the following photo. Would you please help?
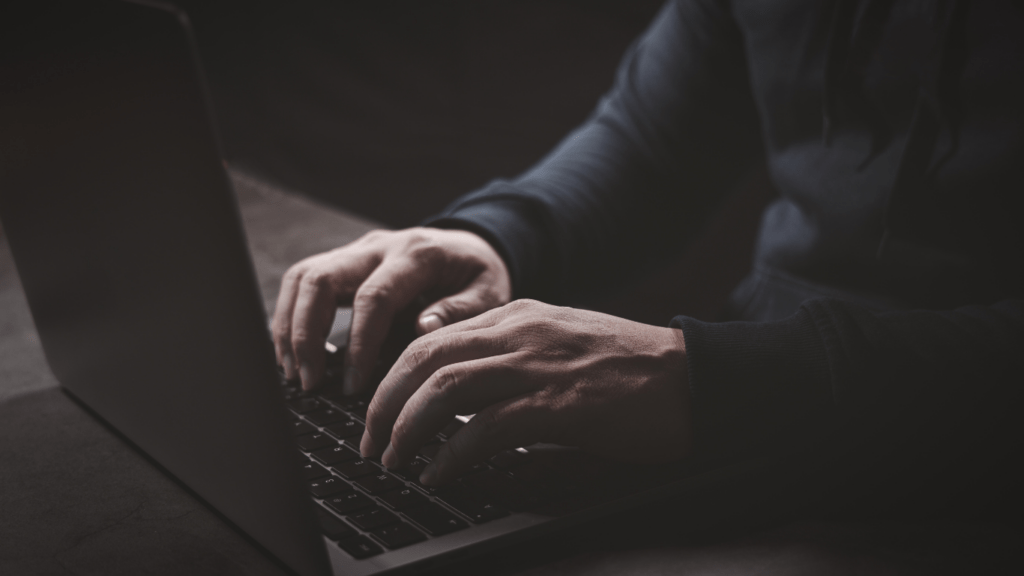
[271,227,512,393]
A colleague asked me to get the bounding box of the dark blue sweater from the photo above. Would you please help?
[427,0,1024,522]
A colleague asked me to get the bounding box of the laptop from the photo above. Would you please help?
[0,2,751,574]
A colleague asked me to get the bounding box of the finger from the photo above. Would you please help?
[344,255,440,395]
[360,327,509,457]
[416,296,530,340]
[420,397,551,485]
[416,275,508,335]
[290,269,344,390]
[272,244,380,379]
[381,354,534,469]
[271,264,306,379]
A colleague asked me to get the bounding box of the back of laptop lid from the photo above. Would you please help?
[0,2,330,575]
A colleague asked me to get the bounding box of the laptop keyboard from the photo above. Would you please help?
[281,378,544,559]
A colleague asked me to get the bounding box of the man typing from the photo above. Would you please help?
[272,0,1023,523]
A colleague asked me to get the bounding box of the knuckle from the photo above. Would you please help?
[428,365,461,399]
[354,283,391,308]
[403,227,431,244]
[299,270,330,291]
[404,339,434,369]
[505,299,527,312]
[409,241,445,264]
[290,329,316,353]
[405,333,453,368]
[547,384,583,415]
[361,229,388,243]
[505,298,536,314]
[471,410,503,440]
[281,265,304,284]
[271,322,290,343]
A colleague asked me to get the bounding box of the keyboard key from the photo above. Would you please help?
[308,476,352,498]
[461,469,542,511]
[306,408,349,427]
[390,458,429,482]
[324,492,375,515]
[344,439,384,464]
[413,483,444,497]
[488,448,532,469]
[301,461,330,480]
[417,442,443,461]
[324,420,365,439]
[438,418,465,439]
[459,469,521,494]
[403,502,468,535]
[355,472,405,495]
[347,506,400,531]
[317,391,346,404]
[290,420,317,436]
[343,400,369,419]
[288,397,321,414]
[377,487,427,510]
[316,507,357,541]
[296,432,338,452]
[281,382,302,397]
[312,445,360,466]
[322,395,370,419]
[371,522,426,549]
[333,459,379,479]
[504,461,549,484]
[460,461,489,476]
[336,535,383,559]
[436,491,509,523]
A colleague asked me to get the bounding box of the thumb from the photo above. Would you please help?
[417,283,502,335]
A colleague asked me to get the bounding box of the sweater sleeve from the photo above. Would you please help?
[425,0,763,301]
[673,298,1024,521]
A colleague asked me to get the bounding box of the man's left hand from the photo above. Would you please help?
[359,299,692,486]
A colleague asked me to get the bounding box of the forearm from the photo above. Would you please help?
[676,298,1024,520]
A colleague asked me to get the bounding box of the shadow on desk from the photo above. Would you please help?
[2,387,1021,576]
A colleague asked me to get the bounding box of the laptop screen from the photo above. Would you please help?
[0,2,330,575]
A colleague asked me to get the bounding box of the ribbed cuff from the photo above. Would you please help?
[671,306,834,460]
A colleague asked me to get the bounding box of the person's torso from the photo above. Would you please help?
[728,0,1024,319]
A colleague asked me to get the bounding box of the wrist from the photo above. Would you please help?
[657,326,688,378]
[451,229,512,304]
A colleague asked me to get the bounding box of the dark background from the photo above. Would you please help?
[174,0,774,325]
[179,0,666,227]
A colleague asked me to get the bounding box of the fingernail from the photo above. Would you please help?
[342,365,359,396]
[299,362,314,391]
[381,442,397,469]
[419,463,438,486]
[420,314,444,334]
[282,353,296,380]
[359,431,376,458]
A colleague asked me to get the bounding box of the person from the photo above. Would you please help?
[272,0,1023,521]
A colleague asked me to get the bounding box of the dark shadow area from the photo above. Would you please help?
[177,0,666,228]
[4,387,1019,576]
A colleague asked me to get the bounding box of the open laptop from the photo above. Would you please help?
[0,2,750,574]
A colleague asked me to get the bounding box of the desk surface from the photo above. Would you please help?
[1,172,1019,575]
